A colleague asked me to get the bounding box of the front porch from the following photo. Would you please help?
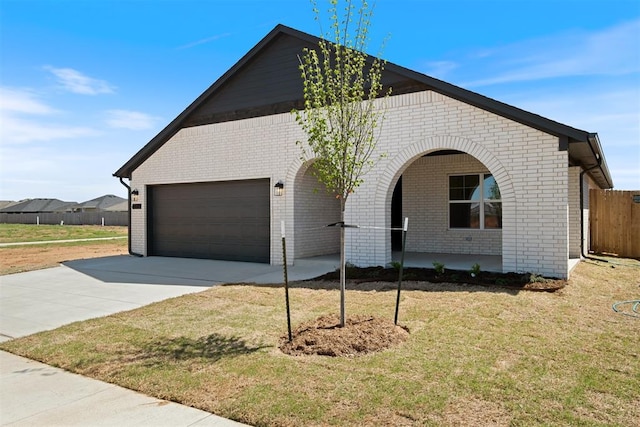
[392,252,502,273]
[295,252,503,273]
[294,252,581,278]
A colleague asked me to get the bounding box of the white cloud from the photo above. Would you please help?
[0,115,99,144]
[460,19,640,87]
[420,19,640,190]
[505,87,640,144]
[0,87,58,115]
[0,145,126,201]
[44,66,116,95]
[494,84,640,190]
[105,110,160,130]
[0,86,98,145]
[421,61,458,79]
[178,32,232,49]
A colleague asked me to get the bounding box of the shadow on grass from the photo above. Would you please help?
[142,333,268,363]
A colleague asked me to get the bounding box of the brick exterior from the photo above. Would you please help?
[402,153,502,255]
[131,90,574,278]
[293,162,341,258]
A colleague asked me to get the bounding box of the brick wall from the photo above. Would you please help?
[293,162,341,258]
[402,153,502,255]
[131,113,306,262]
[130,89,570,277]
[344,91,568,278]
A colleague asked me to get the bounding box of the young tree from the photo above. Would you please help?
[294,0,389,327]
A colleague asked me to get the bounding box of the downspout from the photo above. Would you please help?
[579,153,602,259]
[118,177,144,257]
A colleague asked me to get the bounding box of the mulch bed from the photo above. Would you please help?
[280,314,409,357]
[312,266,566,292]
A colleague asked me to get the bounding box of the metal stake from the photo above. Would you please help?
[281,221,292,342]
[394,217,408,325]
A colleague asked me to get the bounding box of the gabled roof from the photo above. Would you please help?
[103,200,128,212]
[75,194,127,211]
[0,200,18,210]
[0,198,76,213]
[114,24,612,189]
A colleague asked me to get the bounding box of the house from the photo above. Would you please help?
[72,195,127,212]
[0,201,18,211]
[0,198,77,213]
[103,200,128,212]
[114,25,612,279]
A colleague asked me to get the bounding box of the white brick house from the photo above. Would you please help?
[114,25,612,279]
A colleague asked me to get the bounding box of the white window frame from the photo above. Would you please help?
[448,173,502,230]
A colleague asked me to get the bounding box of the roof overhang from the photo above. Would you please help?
[114,24,614,190]
[568,132,613,189]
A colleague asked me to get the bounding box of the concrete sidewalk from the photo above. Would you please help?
[0,255,338,426]
[1,352,245,426]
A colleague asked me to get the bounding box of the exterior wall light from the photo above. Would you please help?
[131,189,139,196]
[274,181,284,196]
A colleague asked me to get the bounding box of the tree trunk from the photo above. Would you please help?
[339,204,346,327]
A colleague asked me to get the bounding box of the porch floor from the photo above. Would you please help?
[294,254,581,278]
[392,252,502,273]
[295,252,503,273]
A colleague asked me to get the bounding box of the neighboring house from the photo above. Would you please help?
[72,195,127,212]
[114,25,612,279]
[103,200,128,212]
[0,198,77,213]
[0,201,18,210]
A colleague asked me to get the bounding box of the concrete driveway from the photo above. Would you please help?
[0,254,337,426]
[1,254,338,341]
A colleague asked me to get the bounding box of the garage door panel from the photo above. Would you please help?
[148,179,270,263]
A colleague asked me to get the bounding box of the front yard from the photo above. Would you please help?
[1,257,638,426]
[0,224,128,275]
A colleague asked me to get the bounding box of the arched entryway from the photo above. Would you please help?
[291,160,341,260]
[390,150,503,270]
[372,135,517,273]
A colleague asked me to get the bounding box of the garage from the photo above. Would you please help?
[147,179,270,263]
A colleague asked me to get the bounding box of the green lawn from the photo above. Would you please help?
[0,224,127,243]
[2,258,638,426]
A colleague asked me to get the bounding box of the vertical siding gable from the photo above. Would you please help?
[182,33,428,128]
[183,33,307,127]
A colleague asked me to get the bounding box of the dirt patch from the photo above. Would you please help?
[280,314,409,357]
[0,242,128,275]
[313,266,566,292]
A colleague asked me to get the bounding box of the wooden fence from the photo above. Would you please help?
[590,189,640,259]
[0,212,128,226]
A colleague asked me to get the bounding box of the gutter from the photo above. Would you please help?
[579,154,602,259]
[118,177,144,257]
[586,133,614,189]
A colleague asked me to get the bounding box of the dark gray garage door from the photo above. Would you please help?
[148,179,270,263]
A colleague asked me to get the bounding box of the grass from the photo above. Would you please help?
[1,258,639,426]
[0,224,127,243]
[0,238,128,275]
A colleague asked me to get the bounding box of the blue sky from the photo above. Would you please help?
[1,0,638,202]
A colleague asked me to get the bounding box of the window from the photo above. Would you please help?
[449,174,501,229]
